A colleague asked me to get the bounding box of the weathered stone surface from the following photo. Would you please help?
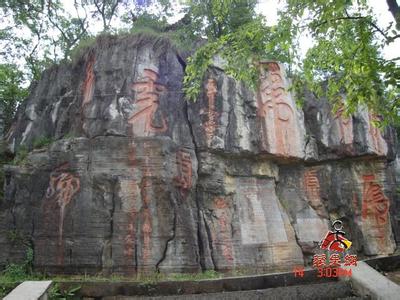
[303,91,397,161]
[1,33,398,275]
[278,160,397,258]
[187,63,307,159]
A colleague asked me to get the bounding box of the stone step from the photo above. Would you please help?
[340,261,400,300]
[4,281,52,300]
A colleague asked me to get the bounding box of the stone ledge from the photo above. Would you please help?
[4,281,52,300]
[341,261,400,300]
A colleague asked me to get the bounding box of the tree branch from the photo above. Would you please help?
[106,0,121,30]
[310,15,394,42]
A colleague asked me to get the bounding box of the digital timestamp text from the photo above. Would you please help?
[317,267,352,277]
[292,266,353,278]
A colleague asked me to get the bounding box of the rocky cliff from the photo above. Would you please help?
[1,34,399,275]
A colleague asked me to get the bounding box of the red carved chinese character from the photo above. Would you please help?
[333,103,353,145]
[344,254,357,266]
[361,174,389,226]
[173,149,192,197]
[329,253,341,267]
[45,163,80,264]
[213,197,234,264]
[129,69,167,135]
[312,254,327,268]
[368,113,386,155]
[304,169,320,199]
[82,55,95,107]
[303,169,327,218]
[204,78,219,145]
[257,62,297,156]
[142,209,152,262]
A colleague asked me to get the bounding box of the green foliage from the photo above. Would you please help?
[32,136,53,149]
[0,282,16,298]
[129,12,168,32]
[0,142,8,203]
[6,229,27,244]
[63,132,76,139]
[184,0,258,38]
[69,36,98,62]
[183,14,293,101]
[170,270,220,281]
[12,145,29,166]
[183,0,399,126]
[281,0,400,125]
[0,0,65,79]
[0,246,36,297]
[49,283,81,300]
[0,64,29,132]
[1,246,34,282]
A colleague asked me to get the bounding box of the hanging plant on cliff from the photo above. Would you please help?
[182,0,295,101]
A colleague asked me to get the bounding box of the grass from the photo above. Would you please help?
[0,266,259,298]
[11,145,29,165]
[32,136,53,149]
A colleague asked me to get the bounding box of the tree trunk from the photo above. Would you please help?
[387,0,400,29]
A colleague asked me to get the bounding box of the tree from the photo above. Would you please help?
[182,0,294,101]
[281,0,400,125]
[0,0,91,78]
[184,0,257,38]
[0,64,28,133]
[83,0,125,32]
[183,0,399,126]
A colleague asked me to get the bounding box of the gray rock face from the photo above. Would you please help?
[1,34,398,275]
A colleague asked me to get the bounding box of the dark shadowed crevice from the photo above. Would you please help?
[176,53,186,72]
[155,208,177,272]
[182,92,215,270]
[202,213,217,270]
[275,179,307,265]
[109,178,117,264]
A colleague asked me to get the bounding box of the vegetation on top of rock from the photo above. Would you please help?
[0,0,399,130]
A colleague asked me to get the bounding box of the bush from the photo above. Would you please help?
[32,136,53,149]
[11,145,28,165]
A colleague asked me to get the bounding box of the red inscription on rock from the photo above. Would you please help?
[368,113,386,155]
[82,55,95,107]
[124,206,137,259]
[361,174,389,226]
[257,62,297,156]
[45,163,80,264]
[173,149,192,197]
[304,169,320,201]
[129,69,167,135]
[334,104,353,145]
[204,78,219,145]
[213,197,234,264]
[140,161,153,264]
[303,169,327,217]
